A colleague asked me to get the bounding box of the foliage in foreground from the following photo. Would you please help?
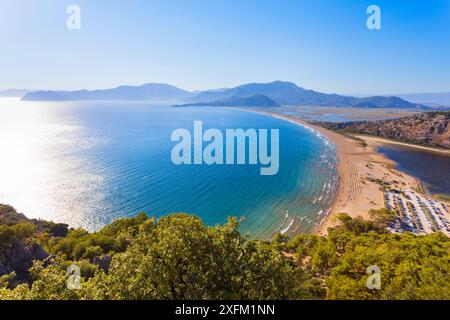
[0,206,449,300]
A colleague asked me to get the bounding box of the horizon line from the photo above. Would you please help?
[2,81,450,97]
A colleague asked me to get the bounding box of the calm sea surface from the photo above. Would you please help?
[0,98,338,238]
[378,144,450,196]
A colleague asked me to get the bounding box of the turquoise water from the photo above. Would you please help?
[378,145,450,196]
[0,99,338,238]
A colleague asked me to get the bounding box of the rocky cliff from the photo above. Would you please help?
[0,205,51,282]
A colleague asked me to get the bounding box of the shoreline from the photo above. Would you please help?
[262,112,388,235]
[239,109,426,235]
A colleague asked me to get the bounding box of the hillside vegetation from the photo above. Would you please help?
[1,205,450,300]
[317,111,450,149]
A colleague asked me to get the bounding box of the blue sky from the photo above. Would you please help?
[1,0,449,94]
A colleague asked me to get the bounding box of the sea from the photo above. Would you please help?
[0,98,338,238]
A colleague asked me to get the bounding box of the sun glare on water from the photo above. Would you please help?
[0,98,104,227]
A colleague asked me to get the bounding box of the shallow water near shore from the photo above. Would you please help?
[378,144,450,196]
[0,98,338,238]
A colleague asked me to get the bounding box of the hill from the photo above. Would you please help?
[353,96,425,108]
[317,111,450,149]
[21,83,193,102]
[397,92,450,107]
[175,94,280,107]
[189,81,427,109]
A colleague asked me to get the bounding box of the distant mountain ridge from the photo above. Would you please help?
[20,81,432,109]
[396,92,450,107]
[189,81,355,106]
[22,84,193,102]
[188,81,427,109]
[353,96,423,109]
[175,94,280,108]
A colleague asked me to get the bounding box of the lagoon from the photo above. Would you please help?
[378,144,450,196]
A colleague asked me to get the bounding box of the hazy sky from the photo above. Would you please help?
[1,0,449,94]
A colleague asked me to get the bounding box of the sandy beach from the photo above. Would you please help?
[253,111,426,235]
[234,108,450,236]
[312,128,423,235]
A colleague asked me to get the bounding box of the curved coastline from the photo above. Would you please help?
[231,108,341,234]
[234,108,433,235]
[0,101,339,237]
[254,111,345,234]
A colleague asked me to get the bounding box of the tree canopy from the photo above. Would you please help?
[1,206,449,300]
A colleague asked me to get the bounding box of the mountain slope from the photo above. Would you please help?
[188,81,355,106]
[189,81,426,109]
[354,96,424,108]
[175,94,280,107]
[22,83,193,102]
[318,111,450,149]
